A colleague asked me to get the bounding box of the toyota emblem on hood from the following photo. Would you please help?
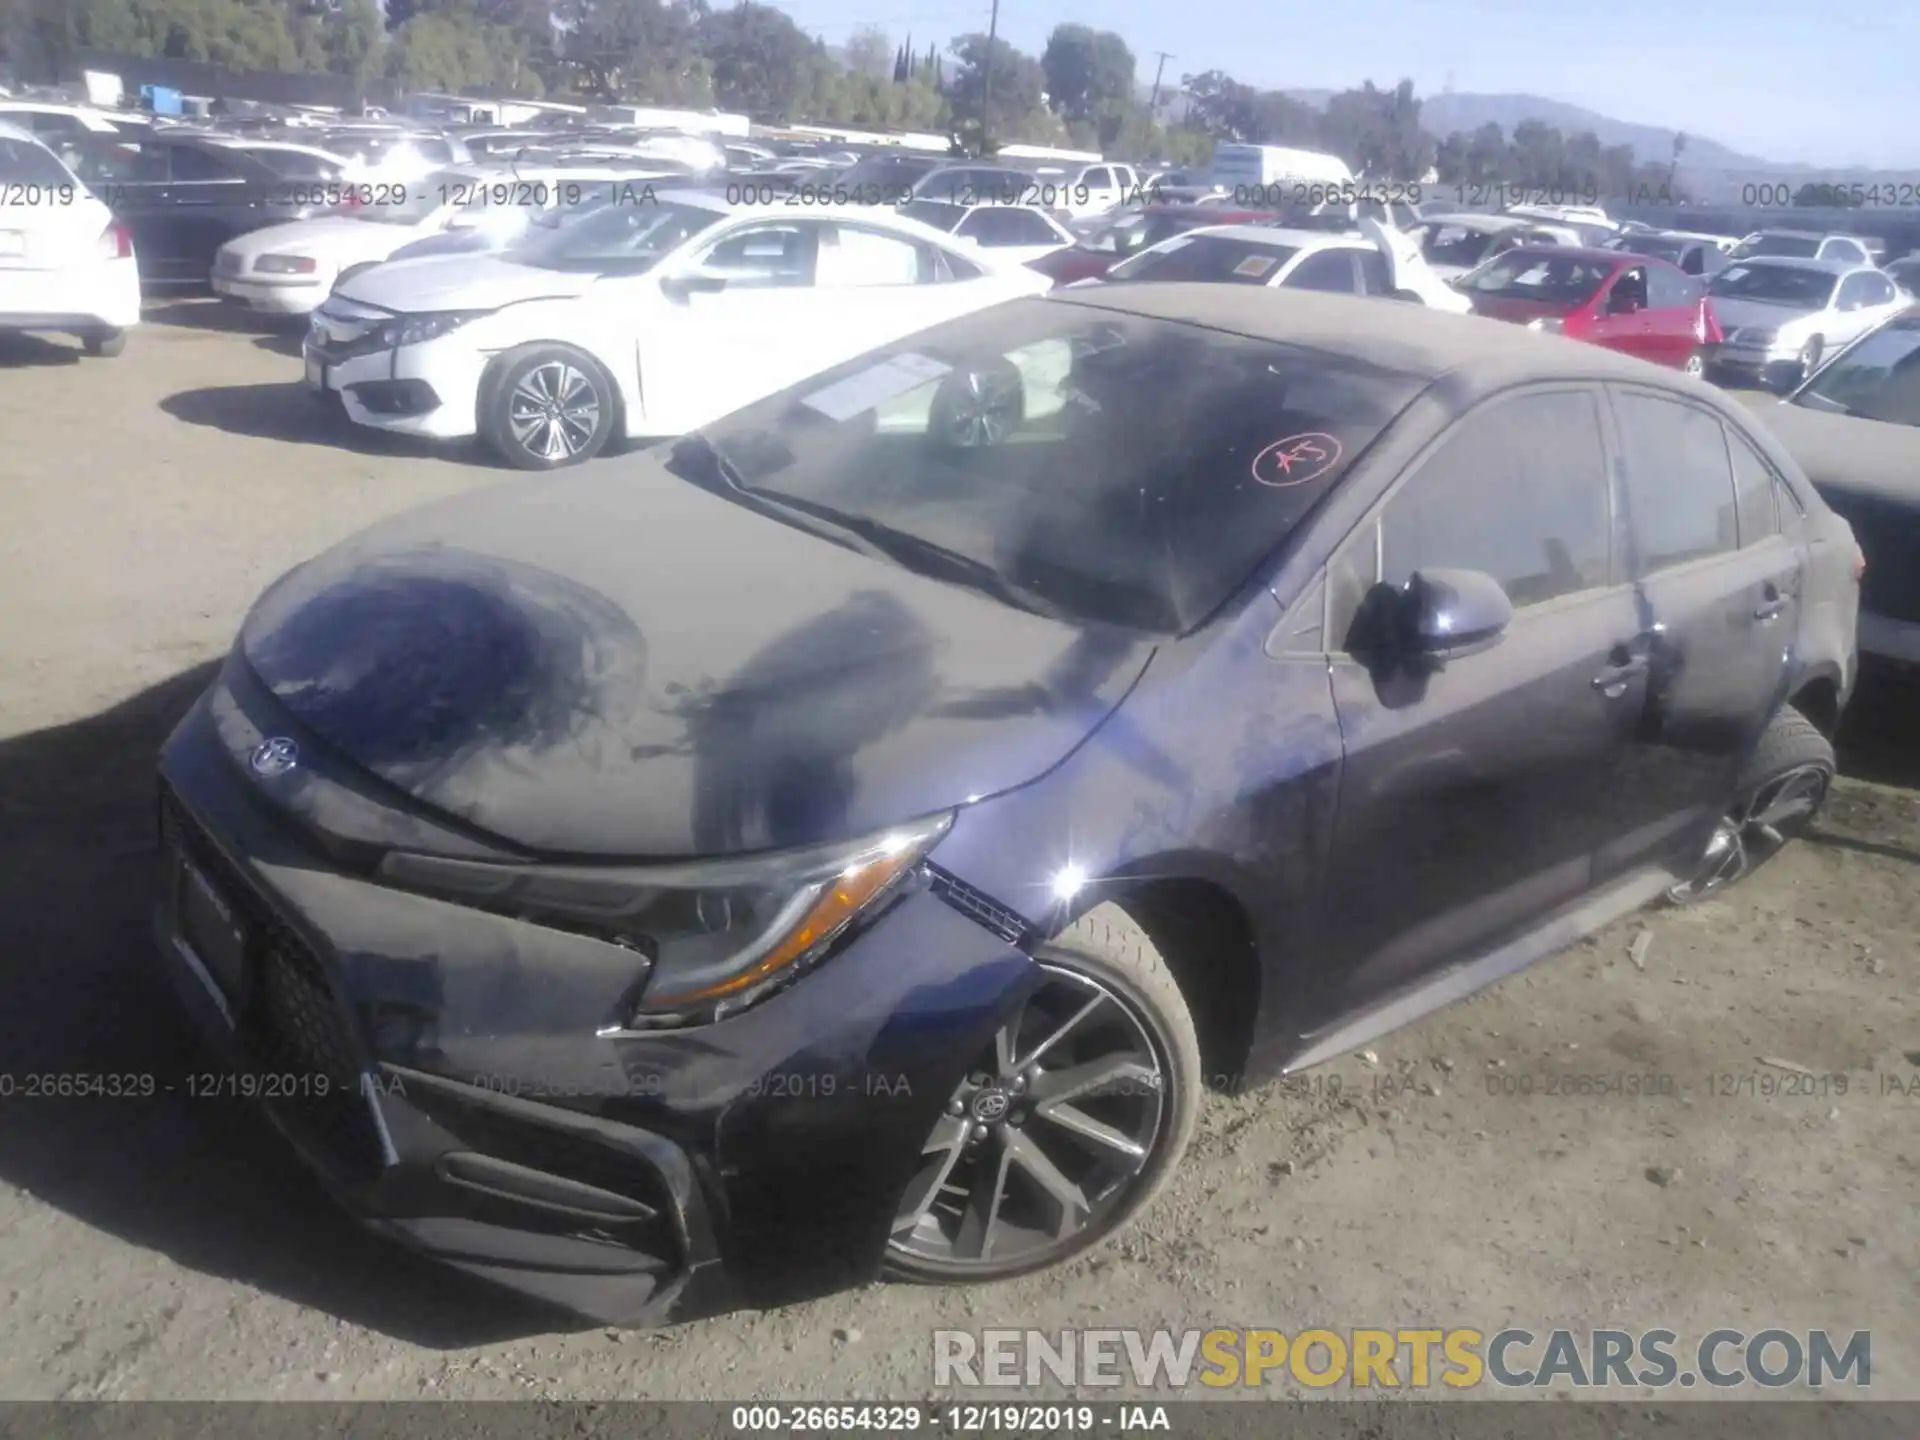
[250,736,300,778]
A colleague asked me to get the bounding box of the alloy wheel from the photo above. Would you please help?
[933,366,1023,448]
[507,361,602,463]
[1666,762,1830,903]
[1684,351,1705,378]
[888,963,1168,1270]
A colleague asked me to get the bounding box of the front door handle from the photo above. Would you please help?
[1754,583,1789,622]
[1592,653,1650,697]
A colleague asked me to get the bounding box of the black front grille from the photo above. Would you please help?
[928,865,1031,945]
[161,789,388,1182]
[1826,493,1920,623]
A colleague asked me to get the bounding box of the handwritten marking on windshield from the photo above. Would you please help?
[1252,432,1343,488]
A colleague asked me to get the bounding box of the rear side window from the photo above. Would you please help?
[169,146,240,182]
[1646,264,1693,310]
[1614,392,1737,571]
[1378,389,1613,610]
[1728,428,1782,544]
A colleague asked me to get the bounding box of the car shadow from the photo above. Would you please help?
[160,383,479,463]
[143,299,308,356]
[0,331,82,368]
[0,665,574,1346]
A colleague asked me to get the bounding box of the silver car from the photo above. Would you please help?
[1702,257,1908,390]
[1728,229,1874,265]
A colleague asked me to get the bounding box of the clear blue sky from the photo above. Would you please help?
[774,0,1918,169]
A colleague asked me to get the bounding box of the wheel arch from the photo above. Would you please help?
[1088,875,1264,1093]
[479,337,628,440]
[1787,666,1843,738]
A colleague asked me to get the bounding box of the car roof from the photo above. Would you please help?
[1047,283,1696,390]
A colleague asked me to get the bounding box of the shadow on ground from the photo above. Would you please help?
[0,665,571,1347]
[0,332,82,368]
[160,384,471,462]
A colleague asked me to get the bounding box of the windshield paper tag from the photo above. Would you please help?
[800,353,953,422]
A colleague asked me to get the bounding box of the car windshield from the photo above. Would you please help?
[1418,223,1505,268]
[898,200,964,232]
[236,146,340,179]
[0,135,73,188]
[1107,234,1302,284]
[1708,262,1836,308]
[661,300,1422,635]
[1794,314,1920,425]
[512,199,720,271]
[1461,252,1612,304]
[1732,233,1820,259]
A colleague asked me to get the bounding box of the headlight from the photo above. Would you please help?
[1526,316,1564,333]
[255,253,318,274]
[388,310,492,347]
[377,811,953,1027]
[1741,326,1779,347]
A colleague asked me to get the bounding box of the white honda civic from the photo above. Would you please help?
[306,192,1056,469]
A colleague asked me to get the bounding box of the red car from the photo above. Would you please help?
[1028,202,1292,288]
[1456,246,1723,376]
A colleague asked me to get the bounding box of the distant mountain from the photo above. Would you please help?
[1282,88,1775,174]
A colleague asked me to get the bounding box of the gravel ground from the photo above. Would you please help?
[1,304,1915,1403]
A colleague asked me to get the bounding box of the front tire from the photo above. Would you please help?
[1666,708,1835,904]
[479,345,616,471]
[884,903,1202,1284]
[1683,348,1706,379]
[83,328,126,358]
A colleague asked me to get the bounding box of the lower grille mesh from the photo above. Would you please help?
[162,789,388,1181]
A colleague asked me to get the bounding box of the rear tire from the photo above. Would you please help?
[479,344,617,471]
[1665,708,1834,904]
[884,903,1202,1285]
[83,329,126,358]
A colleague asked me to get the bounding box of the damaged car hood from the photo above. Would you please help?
[236,465,1157,859]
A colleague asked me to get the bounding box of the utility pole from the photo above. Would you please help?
[1147,51,1173,117]
[980,0,999,155]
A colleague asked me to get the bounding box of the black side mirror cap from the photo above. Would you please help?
[1403,568,1514,660]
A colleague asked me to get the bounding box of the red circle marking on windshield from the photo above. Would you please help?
[1252,432,1343,488]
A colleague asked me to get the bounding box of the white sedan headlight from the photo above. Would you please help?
[255,254,319,275]
[384,311,493,347]
[1740,325,1779,347]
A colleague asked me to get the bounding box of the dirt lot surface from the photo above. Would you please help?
[1,305,1916,1403]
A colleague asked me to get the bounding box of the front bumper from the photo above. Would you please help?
[303,330,483,439]
[153,672,1034,1324]
[214,273,330,316]
[1702,342,1802,385]
[0,258,142,332]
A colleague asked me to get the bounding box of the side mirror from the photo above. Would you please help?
[1402,568,1513,661]
[661,271,728,302]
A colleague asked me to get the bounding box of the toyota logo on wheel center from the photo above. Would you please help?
[969,1089,1011,1122]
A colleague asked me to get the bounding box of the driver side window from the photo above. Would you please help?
[697,221,820,288]
[1328,389,1614,650]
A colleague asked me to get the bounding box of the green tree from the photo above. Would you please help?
[842,23,891,79]
[556,0,704,101]
[1181,68,1262,141]
[695,3,818,119]
[1040,22,1135,144]
[385,3,543,93]
[946,32,1052,150]
[1319,79,1433,179]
